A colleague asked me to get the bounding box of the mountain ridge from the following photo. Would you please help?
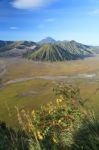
[0,40,38,57]
[0,39,98,61]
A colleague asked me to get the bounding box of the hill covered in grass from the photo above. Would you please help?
[28,41,94,61]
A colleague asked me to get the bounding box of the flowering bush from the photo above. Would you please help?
[19,84,87,149]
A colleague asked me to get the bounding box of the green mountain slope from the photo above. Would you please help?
[91,46,99,54]
[0,41,38,57]
[0,41,22,52]
[57,40,93,55]
[29,41,93,61]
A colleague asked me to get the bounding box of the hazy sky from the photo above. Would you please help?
[0,0,99,45]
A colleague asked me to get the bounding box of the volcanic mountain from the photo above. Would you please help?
[29,41,94,61]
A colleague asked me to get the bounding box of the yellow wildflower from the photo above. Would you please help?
[52,137,57,143]
[56,98,62,103]
[48,110,51,114]
[37,131,43,140]
[58,119,61,123]
[32,110,35,117]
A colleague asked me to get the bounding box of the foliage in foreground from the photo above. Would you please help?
[0,84,99,150]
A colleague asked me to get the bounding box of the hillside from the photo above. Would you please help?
[29,41,94,61]
[91,46,99,54]
[0,41,37,57]
[57,40,92,54]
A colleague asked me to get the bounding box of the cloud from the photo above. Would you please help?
[11,0,56,9]
[10,26,18,30]
[92,9,99,14]
[45,18,56,22]
[89,9,99,15]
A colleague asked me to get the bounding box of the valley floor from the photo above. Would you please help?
[1,55,99,80]
[0,56,99,127]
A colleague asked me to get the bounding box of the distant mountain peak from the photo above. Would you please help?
[45,37,55,40]
[38,37,56,45]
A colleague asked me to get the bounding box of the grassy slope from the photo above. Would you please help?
[58,40,92,55]
[0,79,55,127]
